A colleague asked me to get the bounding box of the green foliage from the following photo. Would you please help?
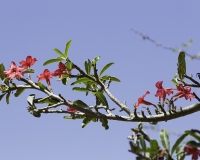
[37,82,47,90]
[0,93,6,101]
[101,75,121,82]
[171,73,179,86]
[84,59,92,75]
[63,115,85,119]
[30,109,41,118]
[43,57,64,66]
[0,63,8,85]
[93,91,109,107]
[82,117,92,128]
[72,87,89,92]
[92,56,100,65]
[22,69,35,74]
[160,129,170,151]
[6,91,11,104]
[100,118,109,130]
[14,88,25,97]
[27,94,35,106]
[99,62,114,76]
[71,77,92,85]
[66,62,73,72]
[54,48,65,58]
[73,100,89,108]
[139,135,146,156]
[62,77,70,85]
[64,40,72,58]
[171,133,187,155]
[178,51,186,81]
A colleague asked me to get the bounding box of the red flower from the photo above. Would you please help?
[155,81,174,105]
[3,61,24,80]
[20,56,37,69]
[67,100,77,113]
[51,62,70,77]
[37,69,52,86]
[135,91,154,109]
[184,146,200,160]
[172,84,195,101]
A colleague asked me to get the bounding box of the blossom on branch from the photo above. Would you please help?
[155,81,174,105]
[37,69,52,86]
[51,62,70,78]
[172,84,195,101]
[20,56,37,69]
[184,145,200,160]
[135,91,154,109]
[3,61,24,80]
[67,100,77,113]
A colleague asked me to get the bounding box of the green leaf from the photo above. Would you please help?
[171,133,188,155]
[185,130,200,142]
[94,91,109,107]
[139,135,146,156]
[100,118,109,130]
[72,87,89,92]
[99,62,114,76]
[32,109,41,118]
[14,88,25,97]
[34,97,58,105]
[62,77,70,85]
[73,100,89,108]
[92,56,100,65]
[0,93,6,101]
[84,60,92,75]
[27,94,35,106]
[66,62,73,72]
[171,73,179,86]
[37,82,47,90]
[178,52,186,81]
[149,140,160,158]
[63,115,85,119]
[43,57,64,66]
[160,129,170,150]
[6,91,11,104]
[71,77,92,85]
[54,48,65,58]
[64,40,72,58]
[22,69,35,74]
[186,140,200,147]
[92,118,97,122]
[176,146,185,160]
[82,117,92,128]
[0,64,8,85]
[101,75,121,82]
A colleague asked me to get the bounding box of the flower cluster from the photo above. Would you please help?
[135,81,195,109]
[184,145,200,160]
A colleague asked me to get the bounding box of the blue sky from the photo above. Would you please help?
[0,1,200,159]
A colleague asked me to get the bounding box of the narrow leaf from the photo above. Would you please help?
[73,100,89,108]
[72,87,88,92]
[27,94,35,106]
[139,135,146,156]
[22,69,35,74]
[0,93,6,101]
[100,62,114,76]
[84,60,92,75]
[185,130,200,142]
[43,57,64,66]
[92,56,100,65]
[37,82,47,90]
[62,77,70,85]
[186,140,200,147]
[171,133,187,155]
[6,91,11,104]
[66,62,73,72]
[178,52,186,81]
[71,77,92,85]
[101,75,121,82]
[14,88,25,97]
[160,129,170,150]
[94,91,109,107]
[64,40,72,58]
[54,48,65,58]
[149,140,160,158]
[100,118,109,130]
[176,146,185,160]
[64,115,85,119]
[82,117,92,128]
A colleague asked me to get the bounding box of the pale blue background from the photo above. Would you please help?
[0,1,200,159]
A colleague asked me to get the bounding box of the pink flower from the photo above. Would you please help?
[37,69,52,86]
[20,56,37,69]
[135,91,154,109]
[155,81,174,105]
[172,84,195,101]
[67,100,77,113]
[184,146,200,160]
[51,62,70,77]
[3,61,24,80]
